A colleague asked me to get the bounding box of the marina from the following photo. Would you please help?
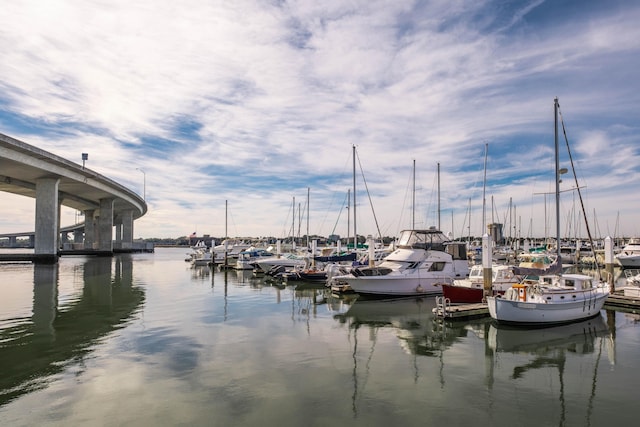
[2,247,640,426]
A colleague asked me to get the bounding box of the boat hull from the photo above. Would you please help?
[441,283,484,303]
[615,255,640,268]
[335,274,448,296]
[486,292,608,325]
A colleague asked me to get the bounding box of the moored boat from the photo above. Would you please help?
[331,227,469,296]
[487,98,610,326]
[441,263,520,303]
[487,273,609,325]
[615,238,640,268]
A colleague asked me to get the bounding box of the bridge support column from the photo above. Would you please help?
[121,210,134,250]
[74,229,83,244]
[34,177,60,262]
[9,236,17,247]
[98,198,114,254]
[84,209,95,249]
[114,222,122,249]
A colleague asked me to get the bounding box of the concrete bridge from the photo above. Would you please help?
[0,132,148,262]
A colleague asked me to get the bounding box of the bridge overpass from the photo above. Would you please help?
[0,132,148,261]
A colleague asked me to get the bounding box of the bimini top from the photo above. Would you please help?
[396,228,451,251]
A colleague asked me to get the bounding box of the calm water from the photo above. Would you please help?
[1,247,639,426]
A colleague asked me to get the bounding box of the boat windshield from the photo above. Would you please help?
[396,229,449,250]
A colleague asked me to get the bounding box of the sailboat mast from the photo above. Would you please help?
[347,188,351,249]
[412,159,416,230]
[306,187,310,249]
[554,97,561,257]
[353,144,357,250]
[437,162,441,230]
[482,143,488,236]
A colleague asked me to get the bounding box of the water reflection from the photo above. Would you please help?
[335,296,469,356]
[485,315,613,426]
[0,256,144,407]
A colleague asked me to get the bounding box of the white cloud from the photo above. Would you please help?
[1,0,639,238]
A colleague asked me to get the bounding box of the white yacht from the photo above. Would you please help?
[614,238,640,268]
[331,228,469,296]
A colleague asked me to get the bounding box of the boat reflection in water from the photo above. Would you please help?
[335,296,469,357]
[488,314,611,355]
[486,314,614,425]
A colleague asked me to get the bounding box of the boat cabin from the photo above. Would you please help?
[396,228,467,260]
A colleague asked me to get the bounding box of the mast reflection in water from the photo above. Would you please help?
[1,248,639,426]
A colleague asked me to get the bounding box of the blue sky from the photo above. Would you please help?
[1,0,639,240]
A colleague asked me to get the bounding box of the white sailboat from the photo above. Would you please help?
[487,98,609,325]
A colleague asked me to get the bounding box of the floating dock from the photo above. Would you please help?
[605,290,640,311]
[433,297,489,319]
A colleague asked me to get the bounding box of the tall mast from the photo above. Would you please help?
[482,143,488,236]
[352,144,357,250]
[412,159,416,229]
[554,97,561,257]
[347,188,351,249]
[437,162,441,230]
[306,187,310,249]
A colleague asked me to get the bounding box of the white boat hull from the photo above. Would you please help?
[335,273,452,296]
[615,254,640,268]
[487,291,608,325]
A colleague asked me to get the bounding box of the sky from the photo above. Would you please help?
[1,0,639,241]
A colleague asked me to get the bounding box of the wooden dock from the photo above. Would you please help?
[605,291,640,311]
[433,298,489,319]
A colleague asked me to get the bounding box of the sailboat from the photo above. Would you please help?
[486,98,609,325]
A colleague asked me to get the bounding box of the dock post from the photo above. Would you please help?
[482,233,492,299]
[604,236,615,292]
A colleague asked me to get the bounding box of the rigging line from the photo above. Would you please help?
[355,149,383,241]
[330,190,350,236]
[557,103,601,279]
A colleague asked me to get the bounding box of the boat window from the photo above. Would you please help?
[565,279,575,288]
[397,229,449,250]
[429,262,446,272]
